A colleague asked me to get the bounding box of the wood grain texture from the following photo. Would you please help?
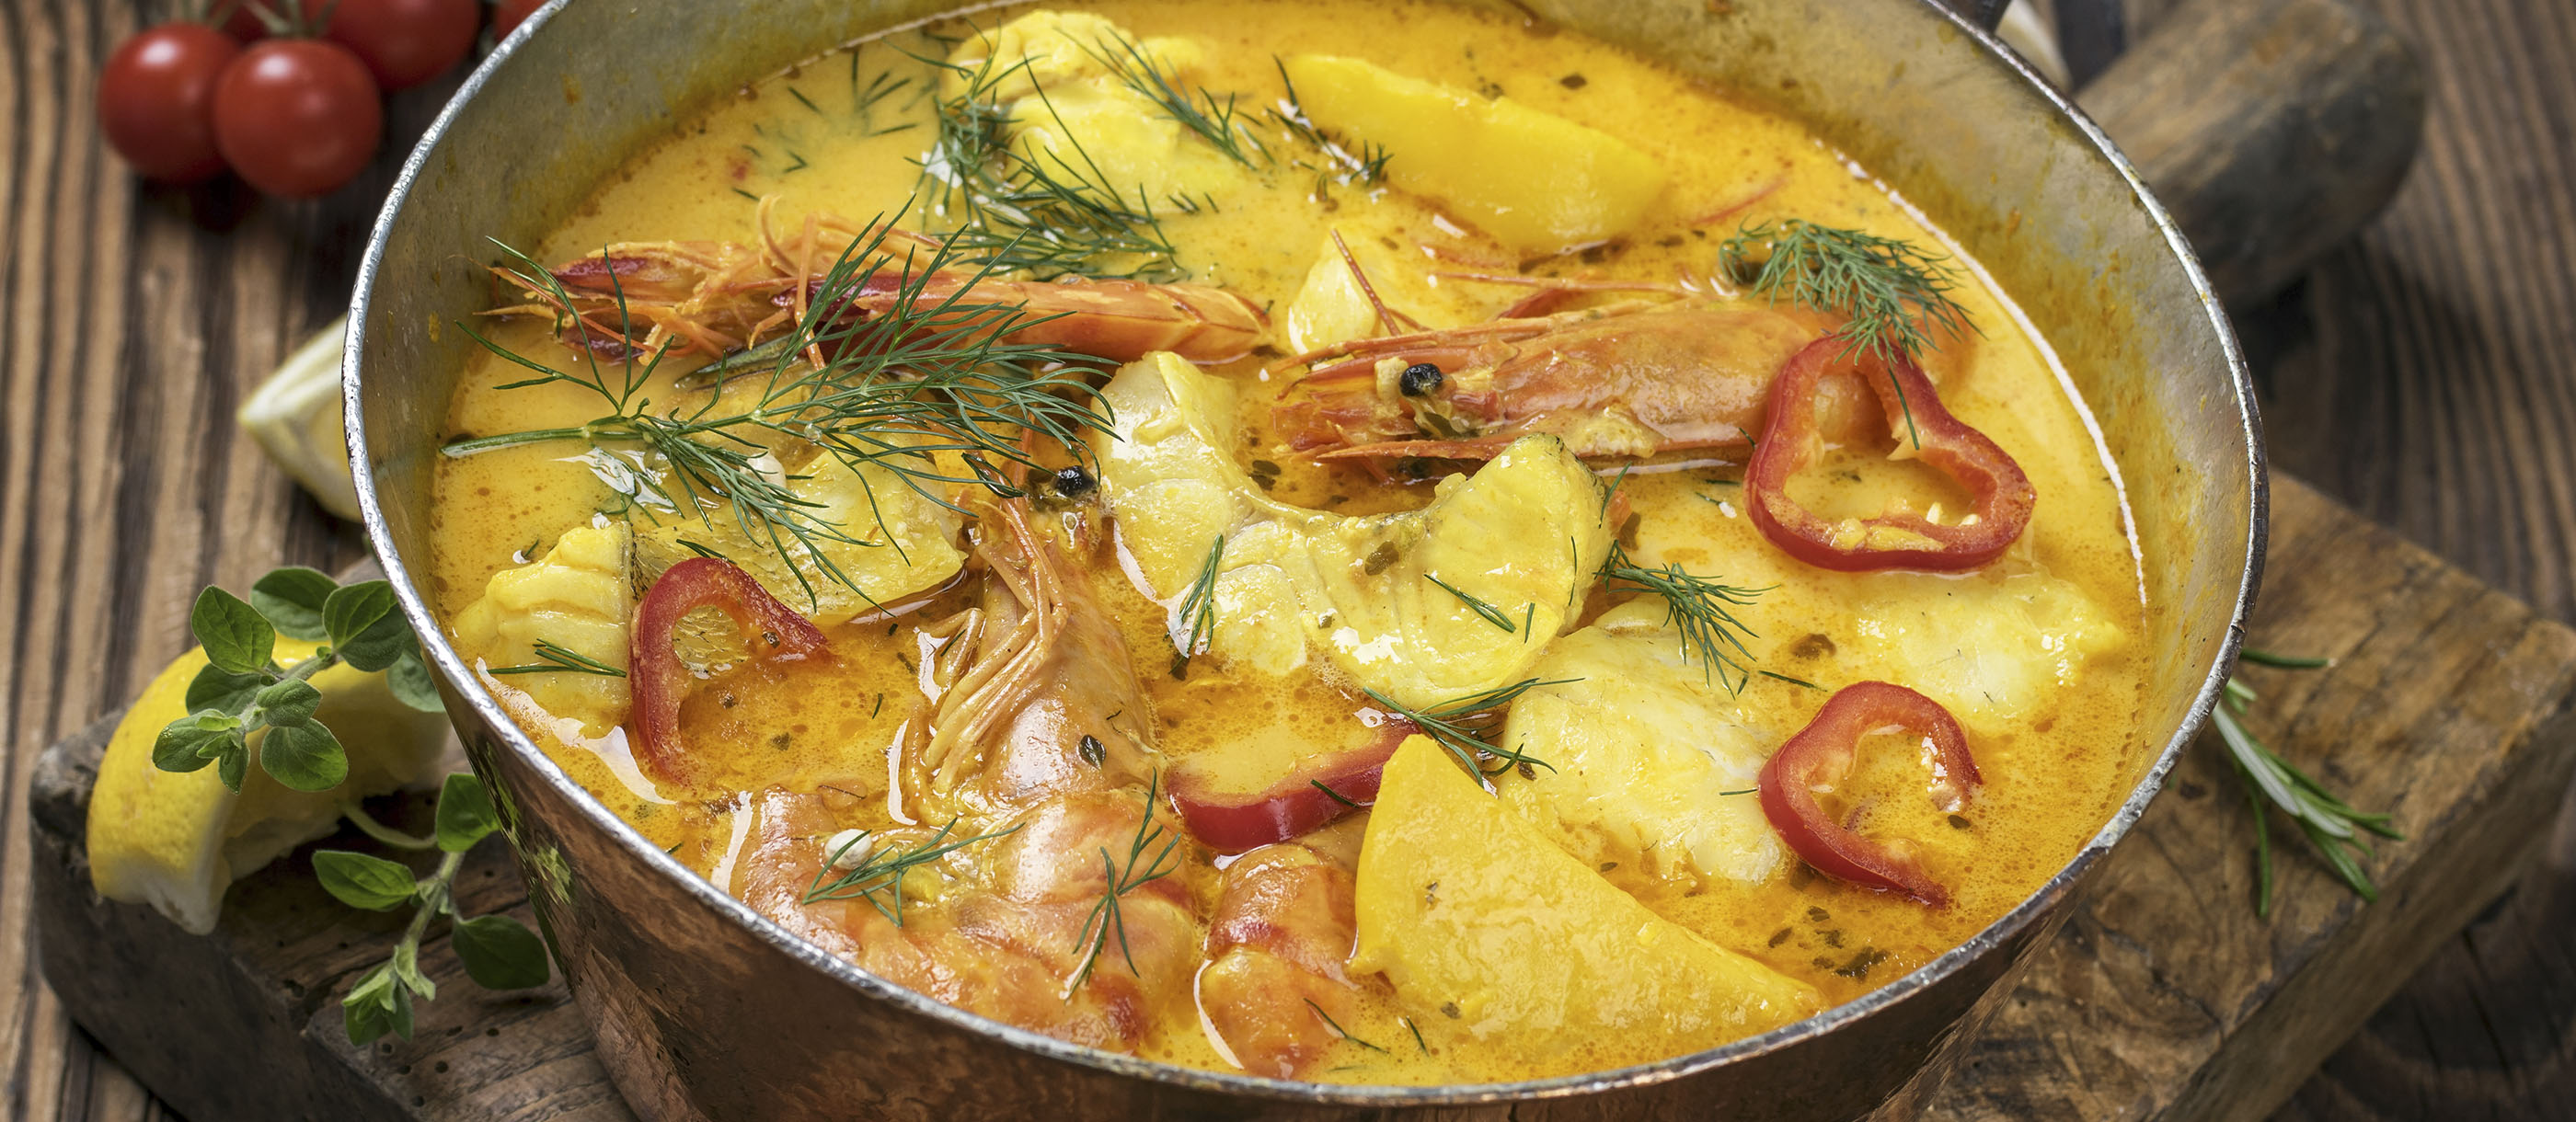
[4,0,2574,1120]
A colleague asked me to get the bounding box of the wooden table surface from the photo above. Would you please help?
[4,1,2571,1119]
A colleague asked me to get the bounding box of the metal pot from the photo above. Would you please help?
[345,1,2361,1116]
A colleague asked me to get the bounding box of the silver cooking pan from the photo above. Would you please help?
[345,0,2414,1116]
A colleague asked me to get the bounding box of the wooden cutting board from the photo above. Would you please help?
[28,475,2576,1122]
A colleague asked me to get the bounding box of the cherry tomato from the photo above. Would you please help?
[212,40,383,198]
[301,0,479,90]
[491,0,546,40]
[98,23,241,183]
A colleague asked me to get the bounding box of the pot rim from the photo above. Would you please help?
[343,0,2265,1105]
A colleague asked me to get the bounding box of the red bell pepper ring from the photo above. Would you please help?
[1757,681,1981,907]
[1745,338,2036,571]
[1169,719,1413,853]
[630,557,833,784]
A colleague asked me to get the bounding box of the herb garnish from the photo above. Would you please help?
[1305,999,1387,1053]
[1425,572,1515,633]
[1083,32,1263,167]
[1719,219,1977,448]
[1171,534,1225,670]
[1599,542,1769,692]
[2213,649,2401,914]
[326,773,551,1045]
[487,638,627,678]
[1066,774,1184,993]
[151,567,445,792]
[801,816,1024,921]
[451,213,1114,606]
[1361,678,1572,777]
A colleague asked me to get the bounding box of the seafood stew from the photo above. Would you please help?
[429,0,2147,1084]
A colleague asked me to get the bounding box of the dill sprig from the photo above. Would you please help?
[1267,57,1388,185]
[1719,219,1977,448]
[1361,678,1572,777]
[1424,572,1514,633]
[1082,32,1262,167]
[1601,541,1768,692]
[487,639,627,678]
[2213,658,2401,915]
[912,41,1184,280]
[1305,999,1387,1053]
[449,212,1115,607]
[801,817,1024,922]
[1065,774,1184,993]
[1171,534,1225,669]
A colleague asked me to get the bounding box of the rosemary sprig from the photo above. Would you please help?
[1719,219,1977,448]
[801,816,1023,922]
[1361,678,1573,777]
[1172,534,1225,669]
[487,638,627,678]
[1081,32,1262,167]
[451,212,1115,607]
[1066,774,1183,993]
[2212,656,2400,915]
[1600,541,1769,692]
[913,41,1184,280]
[1425,572,1514,633]
[1305,999,1387,1053]
[1268,58,1388,185]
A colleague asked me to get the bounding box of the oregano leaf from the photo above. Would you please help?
[250,567,338,641]
[192,587,275,674]
[151,719,228,773]
[184,663,267,716]
[450,914,550,990]
[386,649,443,714]
[313,850,417,911]
[253,677,323,727]
[434,773,500,853]
[261,721,349,792]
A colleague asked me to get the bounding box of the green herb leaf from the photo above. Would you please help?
[215,745,248,792]
[323,580,413,671]
[192,587,276,674]
[341,962,413,1045]
[435,773,502,853]
[390,939,437,1002]
[450,914,551,990]
[152,719,233,773]
[254,677,324,727]
[251,567,339,641]
[261,721,350,792]
[386,649,444,713]
[184,663,268,716]
[314,850,419,911]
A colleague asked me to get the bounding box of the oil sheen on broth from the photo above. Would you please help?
[429,0,2146,1085]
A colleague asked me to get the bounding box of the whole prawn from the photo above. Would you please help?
[500,202,1267,367]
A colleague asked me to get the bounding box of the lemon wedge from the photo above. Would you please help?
[237,317,360,521]
[86,637,450,933]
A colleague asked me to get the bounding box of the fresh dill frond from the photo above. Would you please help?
[1066,774,1184,993]
[1082,32,1261,167]
[1172,534,1225,667]
[2212,664,2400,915]
[486,639,628,678]
[801,817,1024,921]
[1424,572,1514,633]
[911,40,1185,280]
[449,213,1116,606]
[1267,57,1388,186]
[1305,999,1388,1053]
[1361,678,1573,778]
[1719,219,1978,448]
[1601,541,1769,692]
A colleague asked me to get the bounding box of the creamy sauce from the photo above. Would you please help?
[429,0,2145,1085]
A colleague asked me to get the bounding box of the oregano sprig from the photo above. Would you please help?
[152,567,445,792]
[324,773,552,1045]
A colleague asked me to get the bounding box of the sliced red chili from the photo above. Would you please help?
[1745,338,2035,571]
[630,558,832,784]
[1168,720,1413,853]
[1757,681,1981,906]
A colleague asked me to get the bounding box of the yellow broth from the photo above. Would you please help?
[428,0,2146,1085]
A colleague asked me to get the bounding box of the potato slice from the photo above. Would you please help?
[1282,54,1666,254]
[1351,736,1820,1076]
[1095,352,1613,709]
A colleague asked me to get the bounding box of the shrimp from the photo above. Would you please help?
[723,498,1201,1051]
[500,205,1267,366]
[1194,842,1370,1078]
[1271,299,1823,463]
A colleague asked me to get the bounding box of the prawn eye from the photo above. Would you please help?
[1398,362,1444,396]
[1053,465,1098,498]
